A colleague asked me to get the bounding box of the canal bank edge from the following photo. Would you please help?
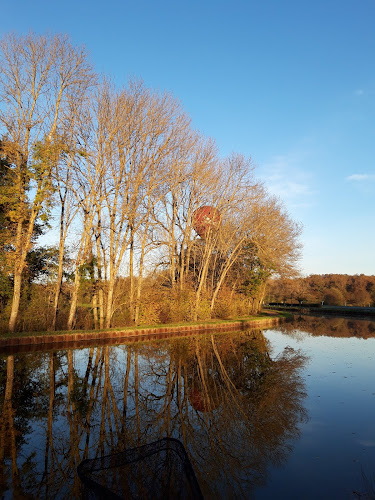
[0,315,287,350]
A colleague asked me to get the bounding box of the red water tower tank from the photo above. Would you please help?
[192,206,221,238]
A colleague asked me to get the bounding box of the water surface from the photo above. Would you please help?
[0,316,374,499]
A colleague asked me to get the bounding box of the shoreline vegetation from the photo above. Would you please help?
[0,33,301,335]
[267,274,375,308]
[0,313,288,349]
[1,34,374,344]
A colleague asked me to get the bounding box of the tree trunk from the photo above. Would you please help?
[51,236,65,331]
[129,230,135,324]
[8,271,22,333]
[98,288,105,330]
[194,255,211,321]
[92,291,99,329]
[134,245,146,325]
[210,257,239,313]
[67,270,80,330]
[95,217,105,329]
[105,277,115,329]
[170,198,177,287]
[8,208,35,332]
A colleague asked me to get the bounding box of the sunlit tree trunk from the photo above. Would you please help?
[129,226,135,324]
[51,144,78,331]
[51,214,66,331]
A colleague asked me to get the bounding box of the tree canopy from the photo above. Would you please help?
[0,32,302,333]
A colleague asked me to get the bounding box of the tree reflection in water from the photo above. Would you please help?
[278,315,375,339]
[0,330,308,498]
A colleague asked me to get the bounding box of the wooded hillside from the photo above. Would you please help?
[266,274,375,307]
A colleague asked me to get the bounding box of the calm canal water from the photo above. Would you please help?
[0,316,374,499]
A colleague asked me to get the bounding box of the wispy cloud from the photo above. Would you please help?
[354,89,364,96]
[346,173,375,182]
[260,152,315,210]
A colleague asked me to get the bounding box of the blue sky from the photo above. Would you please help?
[2,0,375,276]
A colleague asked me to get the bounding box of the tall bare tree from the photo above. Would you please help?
[88,82,193,327]
[189,154,254,319]
[0,32,94,331]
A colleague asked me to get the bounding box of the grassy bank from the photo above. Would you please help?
[0,313,287,349]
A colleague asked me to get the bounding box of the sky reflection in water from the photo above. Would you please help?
[259,317,375,500]
[0,317,374,499]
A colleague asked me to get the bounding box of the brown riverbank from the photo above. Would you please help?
[0,315,286,353]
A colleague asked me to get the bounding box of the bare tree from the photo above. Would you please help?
[212,187,302,313]
[50,125,83,330]
[0,32,94,331]
[65,112,107,330]
[190,154,254,319]
[91,81,193,327]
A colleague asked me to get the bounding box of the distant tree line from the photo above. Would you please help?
[266,274,375,307]
[0,32,301,333]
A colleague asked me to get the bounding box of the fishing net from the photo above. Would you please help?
[77,437,203,499]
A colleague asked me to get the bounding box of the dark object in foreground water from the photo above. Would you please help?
[77,437,204,499]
